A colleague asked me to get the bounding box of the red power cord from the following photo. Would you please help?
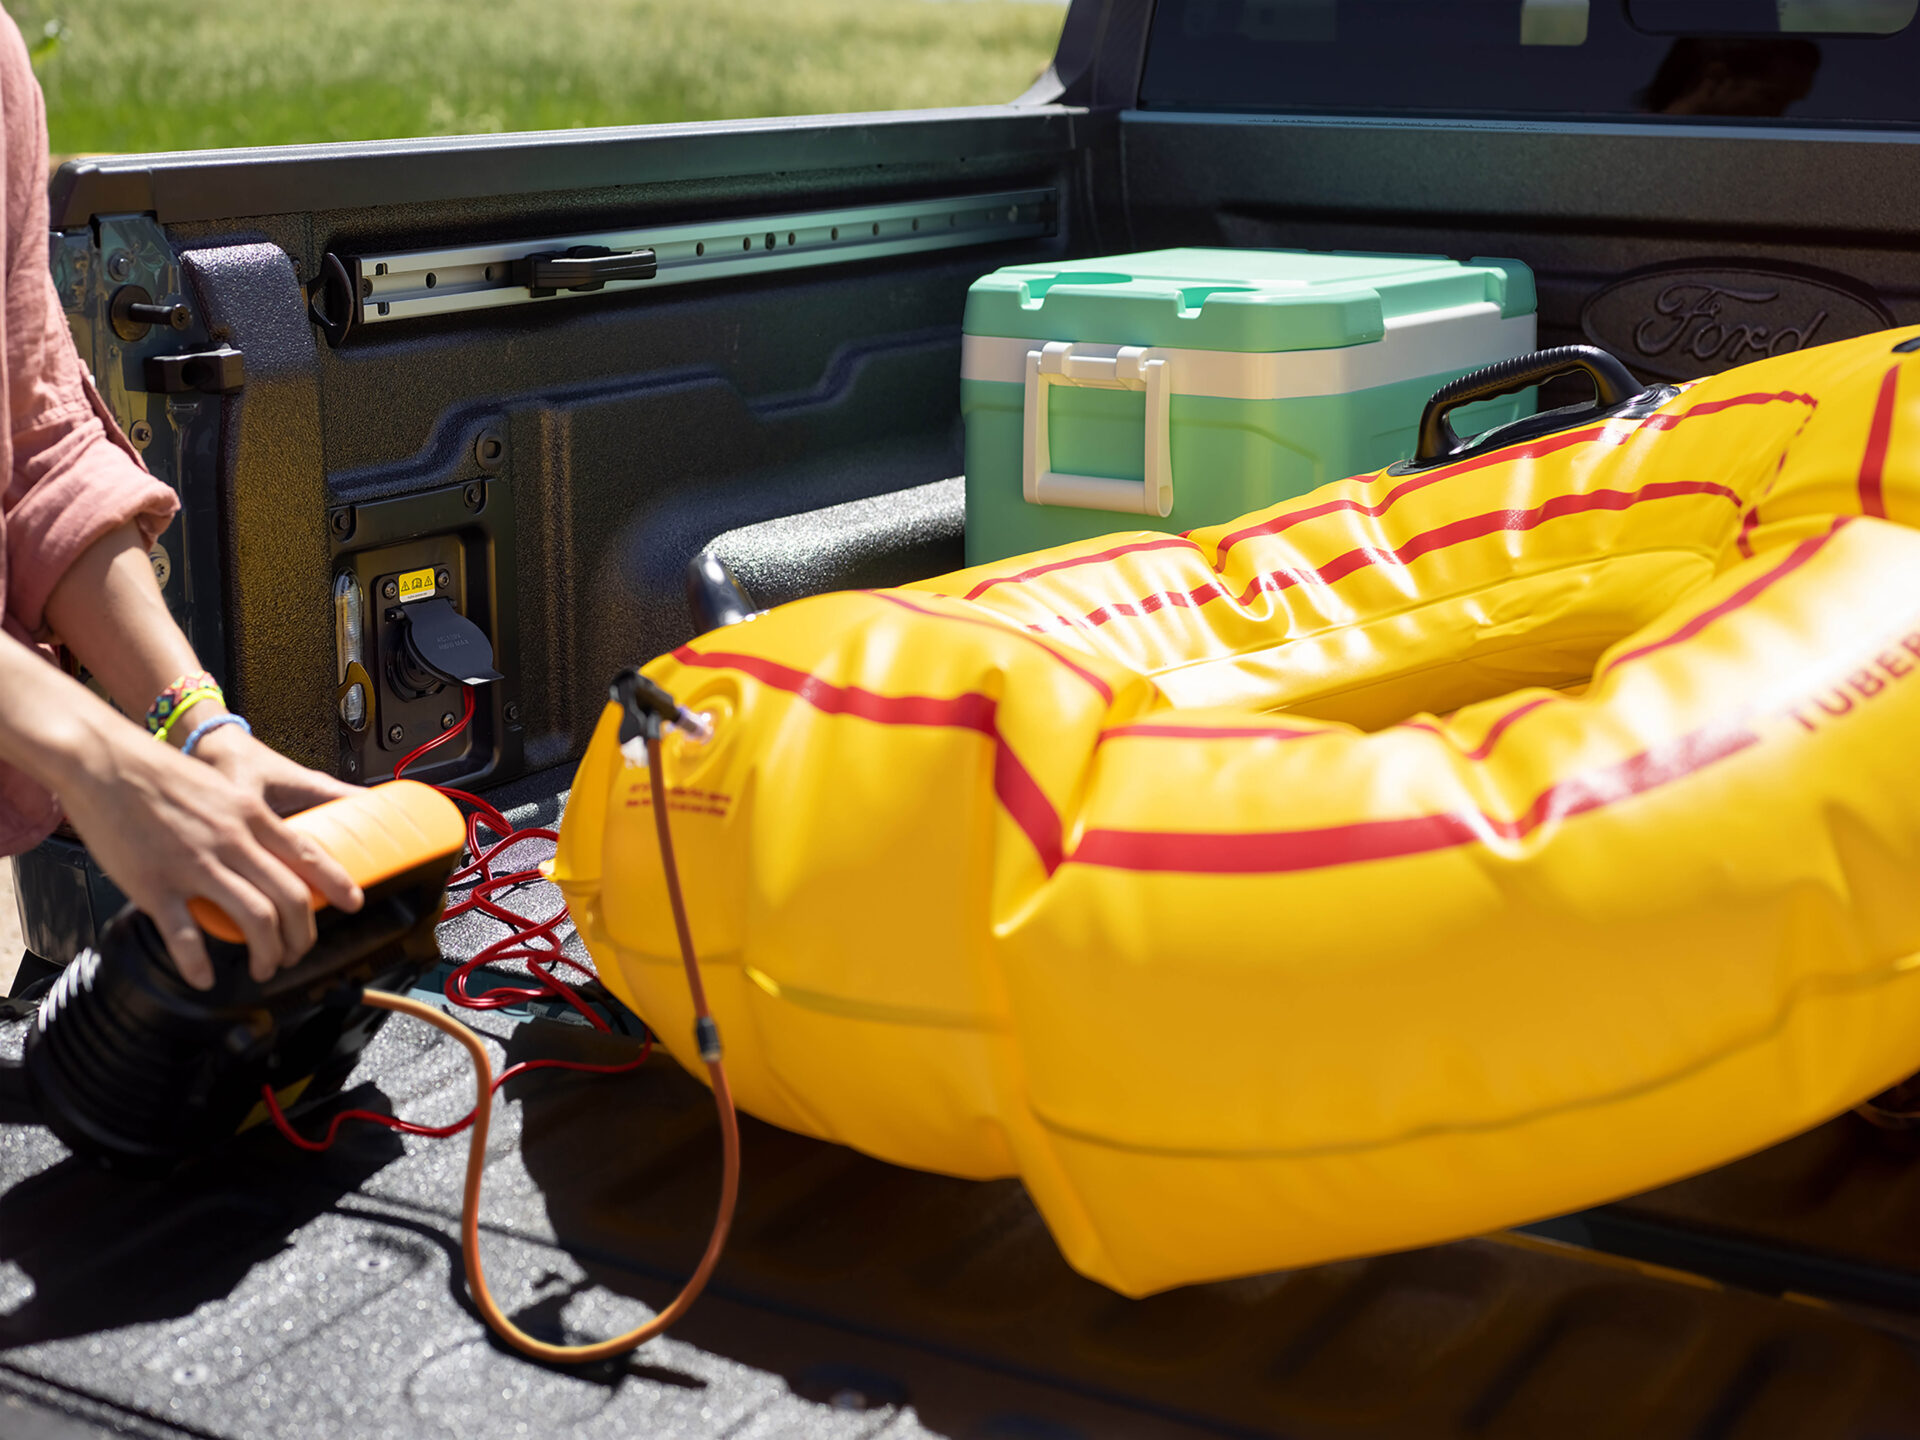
[264,1047,652,1152]
[263,683,644,1149]
[260,698,741,1363]
[395,687,612,1032]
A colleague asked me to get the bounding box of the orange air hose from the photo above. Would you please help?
[361,728,740,1364]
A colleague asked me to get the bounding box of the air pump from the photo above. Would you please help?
[0,781,465,1172]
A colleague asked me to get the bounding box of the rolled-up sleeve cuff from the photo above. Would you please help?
[7,408,179,638]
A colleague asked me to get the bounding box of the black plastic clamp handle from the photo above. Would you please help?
[513,245,658,297]
[307,252,356,348]
[1414,344,1644,465]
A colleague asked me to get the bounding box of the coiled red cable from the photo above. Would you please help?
[263,683,641,1148]
[262,695,740,1364]
[394,687,612,1032]
[264,1048,652,1152]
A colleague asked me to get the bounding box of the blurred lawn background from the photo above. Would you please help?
[4,0,1068,155]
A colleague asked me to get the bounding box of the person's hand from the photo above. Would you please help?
[188,720,356,815]
[55,721,364,990]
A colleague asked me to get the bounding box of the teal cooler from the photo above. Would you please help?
[961,249,1538,565]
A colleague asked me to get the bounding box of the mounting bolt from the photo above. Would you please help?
[473,429,505,472]
[435,567,451,589]
[105,249,132,282]
[128,419,154,449]
[381,579,398,600]
[329,508,354,540]
[462,482,485,512]
[504,701,521,723]
[440,711,456,730]
[386,723,405,744]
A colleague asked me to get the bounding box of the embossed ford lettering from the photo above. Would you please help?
[1582,262,1892,381]
[1634,282,1826,367]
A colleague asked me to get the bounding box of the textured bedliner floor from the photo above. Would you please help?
[6,773,1920,1438]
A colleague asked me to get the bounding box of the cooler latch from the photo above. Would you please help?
[1022,342,1173,517]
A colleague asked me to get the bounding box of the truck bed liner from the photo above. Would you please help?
[6,773,1920,1439]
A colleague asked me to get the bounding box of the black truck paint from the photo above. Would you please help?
[8,3,1920,1434]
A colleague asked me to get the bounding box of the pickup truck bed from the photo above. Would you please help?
[13,2,1920,1433]
[9,781,1920,1440]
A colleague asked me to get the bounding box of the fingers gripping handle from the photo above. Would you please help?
[188,780,466,944]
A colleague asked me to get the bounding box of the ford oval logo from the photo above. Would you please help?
[1581,261,1893,381]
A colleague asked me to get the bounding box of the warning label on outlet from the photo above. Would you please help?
[397,567,436,603]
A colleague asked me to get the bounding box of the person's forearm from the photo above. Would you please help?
[42,521,221,741]
[0,612,360,986]
[41,518,354,821]
[0,621,132,797]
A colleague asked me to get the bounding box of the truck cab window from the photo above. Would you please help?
[1141,0,1920,123]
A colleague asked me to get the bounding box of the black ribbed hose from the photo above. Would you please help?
[0,1055,33,1125]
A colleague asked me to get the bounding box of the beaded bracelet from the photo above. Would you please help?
[180,712,251,757]
[147,670,224,743]
[154,690,223,744]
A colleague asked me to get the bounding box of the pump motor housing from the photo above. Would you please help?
[20,787,461,1173]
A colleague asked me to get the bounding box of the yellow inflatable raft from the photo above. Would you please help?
[554,328,1920,1296]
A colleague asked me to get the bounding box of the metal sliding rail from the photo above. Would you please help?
[324,187,1055,337]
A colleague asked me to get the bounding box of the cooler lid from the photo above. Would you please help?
[964,248,1535,353]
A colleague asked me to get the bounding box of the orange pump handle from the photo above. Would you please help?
[189,779,467,945]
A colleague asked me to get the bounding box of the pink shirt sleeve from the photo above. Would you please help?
[0,15,182,860]
[0,17,177,642]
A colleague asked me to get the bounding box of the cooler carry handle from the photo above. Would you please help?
[1023,342,1173,517]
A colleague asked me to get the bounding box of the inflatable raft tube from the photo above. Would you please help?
[554,330,1920,1296]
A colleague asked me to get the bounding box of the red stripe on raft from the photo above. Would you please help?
[865,590,1115,704]
[1606,518,1848,671]
[1215,423,1610,561]
[1457,695,1556,761]
[1394,694,1555,761]
[1099,722,1329,746]
[1029,577,1229,633]
[951,390,1814,601]
[962,536,1198,601]
[672,649,1000,733]
[993,743,1064,873]
[1239,479,1744,598]
[1211,389,1814,562]
[1100,511,1846,761]
[668,648,1067,874]
[1639,389,1816,431]
[1733,398,1821,559]
[1068,722,1760,875]
[1858,366,1900,519]
[1039,480,1742,633]
[672,394,1831,874]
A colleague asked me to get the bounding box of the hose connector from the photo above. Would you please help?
[612,669,712,762]
[694,1015,723,1065]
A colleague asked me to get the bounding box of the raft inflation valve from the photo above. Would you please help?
[613,668,713,751]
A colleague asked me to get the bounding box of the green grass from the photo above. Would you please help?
[5,0,1066,155]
